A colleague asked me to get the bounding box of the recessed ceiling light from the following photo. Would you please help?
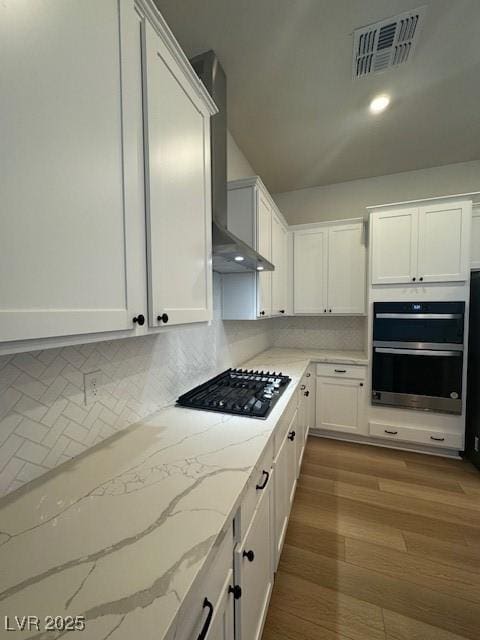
[369,94,390,114]
[234,256,244,262]
[257,265,264,271]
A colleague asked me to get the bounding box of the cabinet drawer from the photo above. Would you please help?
[316,363,366,380]
[175,522,234,640]
[240,439,273,540]
[369,422,463,449]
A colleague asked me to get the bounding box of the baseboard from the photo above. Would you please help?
[309,428,461,459]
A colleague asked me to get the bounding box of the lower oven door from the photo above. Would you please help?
[372,347,463,414]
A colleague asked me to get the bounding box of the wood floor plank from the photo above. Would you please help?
[404,460,480,486]
[303,447,465,492]
[345,537,480,604]
[262,604,353,640]
[290,499,407,552]
[279,543,480,640]
[402,530,480,575]
[268,570,386,640]
[301,460,380,489]
[296,477,480,532]
[383,609,469,640]
[285,517,345,560]
[378,478,480,511]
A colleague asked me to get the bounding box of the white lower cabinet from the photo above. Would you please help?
[273,410,298,569]
[297,365,316,472]
[205,569,235,640]
[316,365,366,435]
[235,477,274,640]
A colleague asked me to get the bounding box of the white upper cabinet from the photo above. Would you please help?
[371,200,471,285]
[472,206,480,270]
[371,208,418,285]
[0,0,142,343]
[271,212,288,316]
[293,228,328,314]
[417,201,470,282]
[142,19,214,327]
[328,223,366,314]
[256,191,272,318]
[293,220,366,315]
[222,177,288,320]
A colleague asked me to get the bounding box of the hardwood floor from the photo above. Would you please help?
[262,436,480,640]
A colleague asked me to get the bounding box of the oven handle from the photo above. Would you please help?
[375,348,462,357]
[375,313,463,320]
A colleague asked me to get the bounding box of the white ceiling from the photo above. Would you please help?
[154,0,480,194]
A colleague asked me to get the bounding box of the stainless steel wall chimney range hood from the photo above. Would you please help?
[190,50,274,274]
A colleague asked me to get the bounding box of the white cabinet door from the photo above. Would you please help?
[273,411,297,569]
[256,191,272,317]
[236,480,273,640]
[417,201,471,282]
[271,212,288,316]
[0,0,142,342]
[204,569,235,640]
[316,376,365,434]
[328,223,366,314]
[142,20,212,327]
[293,229,328,313]
[371,208,418,285]
[472,208,480,270]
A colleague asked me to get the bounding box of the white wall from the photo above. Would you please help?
[274,160,480,224]
[227,130,256,181]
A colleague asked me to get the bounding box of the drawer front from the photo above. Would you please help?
[316,363,366,380]
[175,522,234,640]
[369,422,463,449]
[240,439,273,539]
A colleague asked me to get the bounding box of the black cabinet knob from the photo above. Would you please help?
[304,390,310,397]
[359,383,364,387]
[260,310,265,316]
[419,277,424,282]
[157,313,169,324]
[300,385,306,390]
[412,277,416,282]
[243,549,255,562]
[133,314,145,326]
[329,309,332,313]
[279,309,285,314]
[288,430,296,441]
[323,309,327,313]
[228,585,242,600]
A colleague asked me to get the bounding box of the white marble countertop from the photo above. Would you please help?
[0,348,366,640]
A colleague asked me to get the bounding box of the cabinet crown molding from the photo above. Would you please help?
[367,192,480,212]
[134,0,218,116]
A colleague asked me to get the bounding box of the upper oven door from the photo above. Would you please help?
[372,347,464,414]
[373,302,465,345]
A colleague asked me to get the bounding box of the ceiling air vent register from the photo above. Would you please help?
[353,6,426,78]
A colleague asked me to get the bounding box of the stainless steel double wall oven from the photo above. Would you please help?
[372,302,465,414]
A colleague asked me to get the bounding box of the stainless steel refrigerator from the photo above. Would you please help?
[466,271,480,469]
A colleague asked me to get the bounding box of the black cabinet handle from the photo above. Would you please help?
[430,436,445,442]
[384,429,398,435]
[157,313,169,324]
[256,470,269,490]
[300,384,306,390]
[288,430,296,441]
[280,309,285,314]
[228,585,242,600]
[133,314,145,326]
[334,369,346,373]
[243,549,255,562]
[304,390,310,397]
[197,598,214,640]
[306,373,311,378]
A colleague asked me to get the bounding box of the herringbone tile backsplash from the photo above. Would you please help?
[0,275,272,497]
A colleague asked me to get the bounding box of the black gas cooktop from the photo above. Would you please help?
[177,368,291,419]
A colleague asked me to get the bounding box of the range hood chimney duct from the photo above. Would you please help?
[190,50,274,273]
